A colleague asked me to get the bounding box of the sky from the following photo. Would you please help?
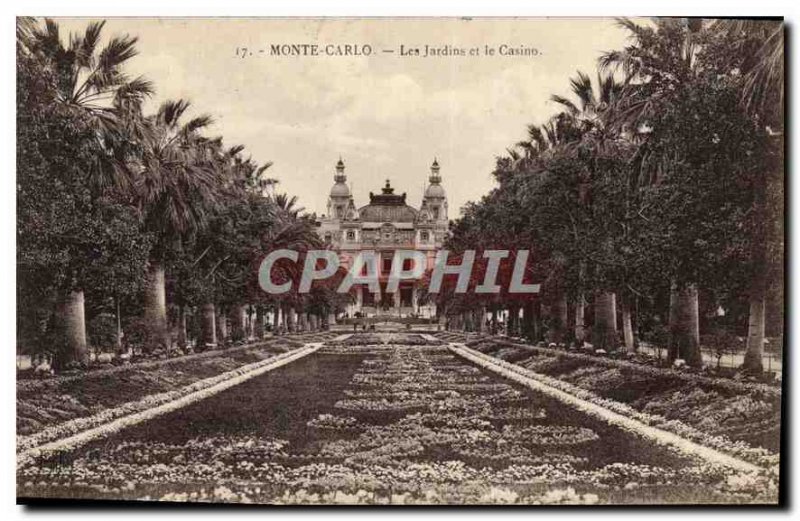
[55,17,634,217]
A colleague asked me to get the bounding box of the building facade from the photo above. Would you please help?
[317,158,449,318]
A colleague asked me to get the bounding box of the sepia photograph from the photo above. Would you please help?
[14,15,785,506]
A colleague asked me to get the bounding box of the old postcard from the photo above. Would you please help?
[16,17,784,506]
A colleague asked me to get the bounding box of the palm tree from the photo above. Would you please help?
[604,18,784,369]
[134,99,219,351]
[550,70,627,350]
[600,18,709,365]
[19,18,152,364]
[272,193,306,220]
[711,19,783,118]
[711,20,784,373]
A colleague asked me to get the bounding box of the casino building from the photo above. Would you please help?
[316,158,449,318]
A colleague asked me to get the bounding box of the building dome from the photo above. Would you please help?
[357,179,417,222]
[328,157,349,198]
[330,182,350,197]
[424,183,446,198]
[424,158,445,198]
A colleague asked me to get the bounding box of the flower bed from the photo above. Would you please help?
[18,344,777,504]
[456,336,781,452]
[450,344,778,471]
[324,333,444,347]
[16,339,316,439]
[17,345,321,463]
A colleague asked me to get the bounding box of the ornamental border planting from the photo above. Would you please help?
[448,343,766,474]
[473,337,781,397]
[17,343,322,467]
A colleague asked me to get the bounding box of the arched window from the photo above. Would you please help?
[346,230,355,241]
[432,207,439,220]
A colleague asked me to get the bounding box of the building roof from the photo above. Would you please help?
[357,179,418,223]
[358,204,419,223]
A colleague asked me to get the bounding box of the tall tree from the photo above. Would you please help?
[602,18,777,367]
[600,18,711,364]
[133,99,219,351]
[711,20,784,373]
[550,70,627,350]
[17,18,152,365]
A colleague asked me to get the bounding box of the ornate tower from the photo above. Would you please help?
[327,157,351,220]
[421,158,448,224]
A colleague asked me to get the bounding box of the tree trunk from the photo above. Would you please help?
[254,306,265,340]
[143,262,170,352]
[621,299,635,352]
[743,293,766,373]
[528,301,542,341]
[668,282,702,367]
[177,306,188,350]
[200,303,217,348]
[115,297,124,354]
[286,306,296,333]
[273,306,281,333]
[742,154,775,373]
[551,292,568,344]
[217,311,228,345]
[593,292,618,350]
[57,290,88,365]
[245,306,252,339]
[476,308,485,333]
[230,304,246,341]
[575,261,587,344]
[521,303,532,339]
[299,310,308,332]
[574,292,586,344]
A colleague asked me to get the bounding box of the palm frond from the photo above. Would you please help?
[183,114,214,134]
[75,20,104,68]
[97,34,139,74]
[550,94,579,115]
[158,99,192,128]
[569,71,595,111]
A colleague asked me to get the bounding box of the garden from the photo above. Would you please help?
[17,335,778,505]
[17,333,338,448]
[454,335,782,455]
